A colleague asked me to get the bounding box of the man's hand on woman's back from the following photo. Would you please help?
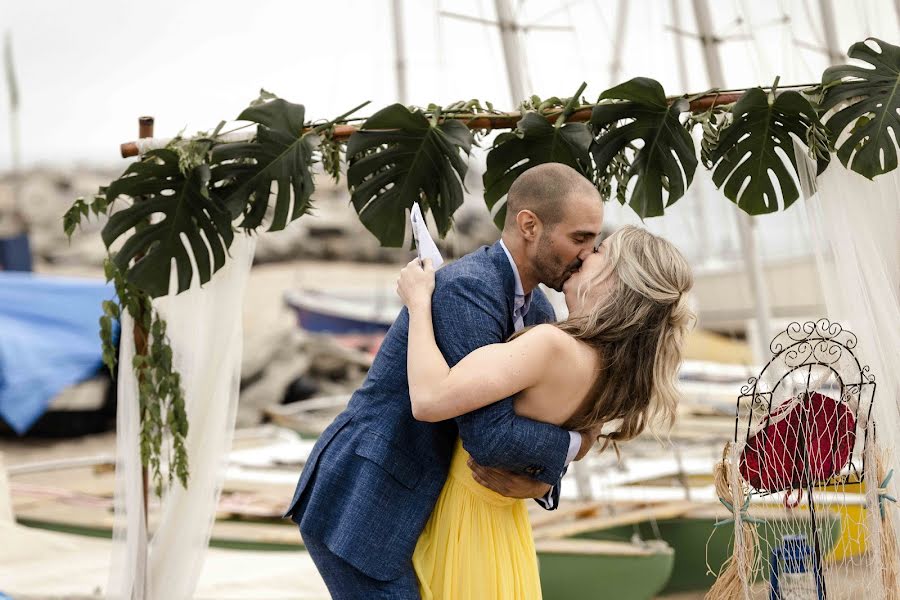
[467,456,553,499]
[575,426,603,461]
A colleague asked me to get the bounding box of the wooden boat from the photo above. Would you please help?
[283,288,399,335]
[264,395,351,438]
[14,504,307,551]
[589,507,842,593]
[12,444,680,600]
[536,538,674,600]
[13,448,848,598]
[8,427,312,550]
[532,498,844,594]
[630,469,871,564]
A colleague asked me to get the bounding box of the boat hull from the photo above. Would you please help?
[576,512,842,593]
[537,540,674,600]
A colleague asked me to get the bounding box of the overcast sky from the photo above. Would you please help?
[0,0,896,169]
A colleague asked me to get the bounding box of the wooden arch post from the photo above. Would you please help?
[135,115,153,600]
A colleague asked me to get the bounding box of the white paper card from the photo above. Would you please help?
[410,203,444,268]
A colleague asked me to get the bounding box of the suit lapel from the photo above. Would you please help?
[487,241,518,334]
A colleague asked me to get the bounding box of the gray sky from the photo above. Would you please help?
[0,0,896,169]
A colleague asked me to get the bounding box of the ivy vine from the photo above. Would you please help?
[65,198,189,496]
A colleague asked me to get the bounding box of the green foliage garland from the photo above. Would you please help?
[346,103,474,246]
[708,82,830,214]
[589,77,698,218]
[61,36,899,492]
[480,83,592,228]
[820,38,900,179]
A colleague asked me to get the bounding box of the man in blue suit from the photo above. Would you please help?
[286,163,604,597]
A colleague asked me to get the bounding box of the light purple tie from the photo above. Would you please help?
[513,296,525,332]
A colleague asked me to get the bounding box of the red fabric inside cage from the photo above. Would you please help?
[739,392,856,492]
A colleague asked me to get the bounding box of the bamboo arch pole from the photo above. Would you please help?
[119,89,760,158]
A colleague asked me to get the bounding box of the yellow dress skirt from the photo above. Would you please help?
[412,439,542,599]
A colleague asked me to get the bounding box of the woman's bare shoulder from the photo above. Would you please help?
[521,323,570,344]
[515,324,587,364]
[525,323,587,351]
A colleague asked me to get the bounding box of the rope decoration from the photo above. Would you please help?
[705,444,762,600]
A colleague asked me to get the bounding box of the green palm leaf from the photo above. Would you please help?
[590,77,697,218]
[709,88,829,214]
[820,38,900,180]
[210,98,317,231]
[345,103,473,247]
[482,112,592,229]
[101,149,234,298]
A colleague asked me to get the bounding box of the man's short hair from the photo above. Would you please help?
[504,162,597,230]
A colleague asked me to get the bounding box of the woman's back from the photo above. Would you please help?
[510,324,603,428]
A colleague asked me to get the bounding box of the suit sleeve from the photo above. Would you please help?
[430,274,570,487]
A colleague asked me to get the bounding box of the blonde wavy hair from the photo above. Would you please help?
[552,225,695,448]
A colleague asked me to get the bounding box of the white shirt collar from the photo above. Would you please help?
[499,239,532,315]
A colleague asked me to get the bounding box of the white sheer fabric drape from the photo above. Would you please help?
[107,233,256,600]
[795,142,900,543]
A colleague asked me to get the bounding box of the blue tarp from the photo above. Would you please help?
[0,272,117,434]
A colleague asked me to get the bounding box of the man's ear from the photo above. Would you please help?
[515,209,541,241]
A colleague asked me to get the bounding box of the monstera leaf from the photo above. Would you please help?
[345,104,473,247]
[820,38,900,180]
[708,88,829,214]
[482,112,592,228]
[102,149,234,297]
[210,98,317,231]
[589,78,697,218]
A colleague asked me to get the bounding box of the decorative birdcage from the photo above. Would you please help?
[707,319,896,600]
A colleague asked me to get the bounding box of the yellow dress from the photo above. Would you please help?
[412,440,542,599]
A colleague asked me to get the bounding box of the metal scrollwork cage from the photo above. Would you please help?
[734,319,877,498]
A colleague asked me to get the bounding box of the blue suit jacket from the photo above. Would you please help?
[285,242,571,581]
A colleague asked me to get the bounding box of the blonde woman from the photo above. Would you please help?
[399,225,695,599]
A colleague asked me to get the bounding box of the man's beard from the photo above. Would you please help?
[535,238,582,291]
[547,261,582,291]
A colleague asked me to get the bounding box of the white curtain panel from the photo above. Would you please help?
[107,233,256,600]
[795,141,900,544]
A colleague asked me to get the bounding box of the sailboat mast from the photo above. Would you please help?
[609,0,630,85]
[493,0,527,105]
[692,0,774,364]
[391,0,408,104]
[817,0,844,65]
[669,0,712,264]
